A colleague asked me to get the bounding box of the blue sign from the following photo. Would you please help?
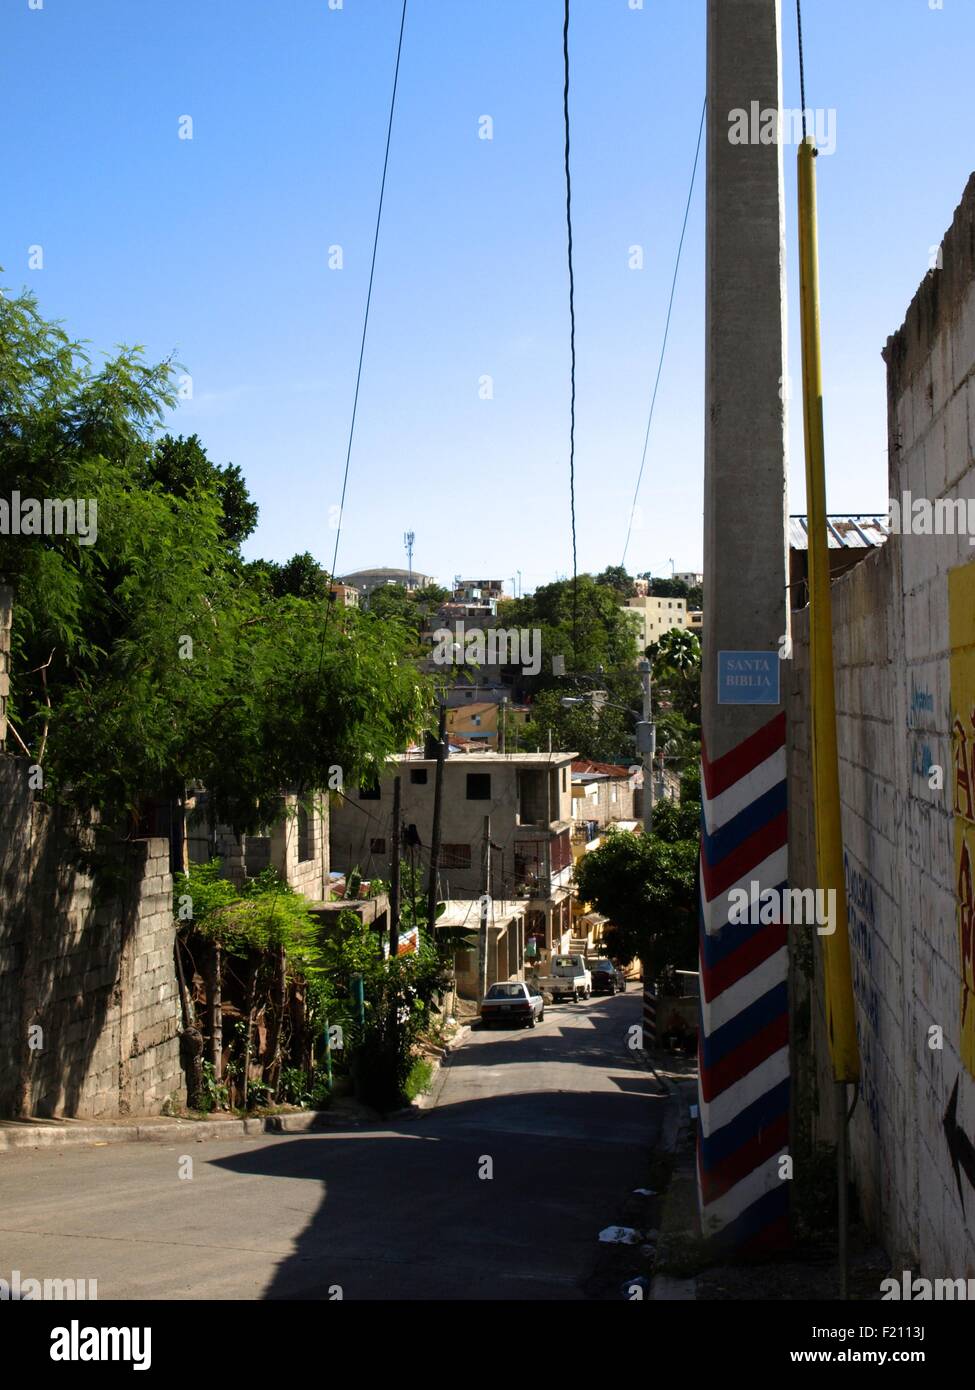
[718,650,780,705]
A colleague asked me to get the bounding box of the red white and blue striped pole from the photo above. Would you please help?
[699,0,792,1252]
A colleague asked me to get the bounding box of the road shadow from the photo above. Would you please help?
[207,1077,666,1300]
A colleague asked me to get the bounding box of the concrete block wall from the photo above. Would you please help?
[788,173,975,1275]
[0,756,184,1119]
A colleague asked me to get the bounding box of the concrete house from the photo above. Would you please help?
[330,751,578,968]
[571,759,640,831]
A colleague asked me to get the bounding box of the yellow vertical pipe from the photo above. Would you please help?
[797,138,860,1082]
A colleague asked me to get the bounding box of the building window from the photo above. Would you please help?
[561,768,567,792]
[441,843,471,869]
[466,773,491,800]
[410,768,428,784]
[359,783,380,800]
[370,837,386,854]
[297,803,314,862]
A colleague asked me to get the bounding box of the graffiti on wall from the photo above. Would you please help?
[949,560,975,1079]
[845,850,881,1133]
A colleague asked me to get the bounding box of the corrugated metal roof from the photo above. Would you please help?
[789,514,890,551]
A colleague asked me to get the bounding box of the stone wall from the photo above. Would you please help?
[0,756,184,1120]
[788,173,975,1274]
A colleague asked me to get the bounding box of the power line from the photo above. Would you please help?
[621,95,706,569]
[563,0,578,664]
[317,0,409,676]
[796,0,808,141]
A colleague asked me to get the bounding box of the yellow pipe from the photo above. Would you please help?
[797,138,860,1082]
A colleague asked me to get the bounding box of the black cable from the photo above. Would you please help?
[317,0,408,678]
[563,0,578,667]
[621,96,706,569]
[796,0,808,142]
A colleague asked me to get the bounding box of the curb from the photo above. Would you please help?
[650,1075,701,1302]
[388,1024,472,1119]
[0,1105,369,1154]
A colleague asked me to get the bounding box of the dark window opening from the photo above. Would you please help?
[410,768,428,784]
[297,803,314,862]
[466,773,491,800]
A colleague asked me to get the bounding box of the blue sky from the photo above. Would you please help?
[4,0,974,594]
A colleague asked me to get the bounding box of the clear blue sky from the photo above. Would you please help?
[4,0,974,594]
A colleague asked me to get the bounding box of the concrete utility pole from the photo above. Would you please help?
[425,700,447,939]
[638,658,655,834]
[478,814,491,999]
[389,775,401,959]
[698,0,791,1253]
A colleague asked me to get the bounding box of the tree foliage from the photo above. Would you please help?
[497,574,640,691]
[0,285,430,830]
[517,688,634,763]
[573,805,700,976]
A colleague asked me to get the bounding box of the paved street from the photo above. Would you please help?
[0,990,666,1300]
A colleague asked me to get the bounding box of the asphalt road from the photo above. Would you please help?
[0,989,667,1300]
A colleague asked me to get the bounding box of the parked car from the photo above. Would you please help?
[589,958,626,995]
[532,953,592,1002]
[480,981,545,1028]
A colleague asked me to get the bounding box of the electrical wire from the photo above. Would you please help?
[621,95,706,569]
[796,0,808,142]
[563,0,578,665]
[316,0,408,678]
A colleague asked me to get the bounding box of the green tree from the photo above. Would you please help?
[650,628,701,730]
[0,286,430,831]
[267,551,331,601]
[573,806,700,976]
[147,434,258,549]
[593,565,635,599]
[497,574,640,690]
[647,577,689,599]
[518,688,633,763]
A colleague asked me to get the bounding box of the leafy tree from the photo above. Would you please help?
[147,434,258,549]
[647,577,689,599]
[573,808,700,976]
[650,628,701,730]
[413,583,449,606]
[518,688,634,763]
[593,565,635,599]
[497,574,640,691]
[267,551,330,601]
[0,285,430,831]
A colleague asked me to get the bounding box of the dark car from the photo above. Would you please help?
[588,958,626,995]
[479,981,545,1028]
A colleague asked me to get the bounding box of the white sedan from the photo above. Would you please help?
[479,982,545,1028]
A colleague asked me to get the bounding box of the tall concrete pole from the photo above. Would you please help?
[698,0,792,1253]
[639,658,654,834]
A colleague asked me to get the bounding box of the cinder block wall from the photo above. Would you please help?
[0,756,184,1119]
[788,173,975,1274]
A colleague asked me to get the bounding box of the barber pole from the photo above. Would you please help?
[643,981,657,1050]
[698,713,790,1251]
[699,0,792,1252]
